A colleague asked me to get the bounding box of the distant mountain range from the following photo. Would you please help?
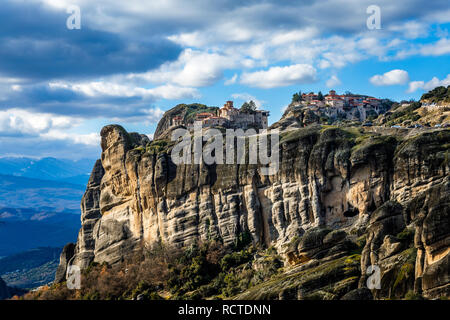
[0,207,80,257]
[0,157,94,260]
[0,247,62,290]
[0,174,86,210]
[0,157,95,186]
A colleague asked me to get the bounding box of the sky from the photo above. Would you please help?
[0,0,449,160]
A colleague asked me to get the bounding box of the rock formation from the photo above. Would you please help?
[56,106,450,299]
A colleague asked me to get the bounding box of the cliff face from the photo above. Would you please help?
[57,121,450,299]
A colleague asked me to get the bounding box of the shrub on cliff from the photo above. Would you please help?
[421,85,450,104]
[220,249,253,272]
[167,241,226,294]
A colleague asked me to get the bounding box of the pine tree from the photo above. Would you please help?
[292,91,302,102]
[240,100,257,113]
[318,91,324,101]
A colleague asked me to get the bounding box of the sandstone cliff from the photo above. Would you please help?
[56,112,450,299]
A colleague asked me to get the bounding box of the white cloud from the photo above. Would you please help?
[407,74,450,93]
[321,51,362,69]
[358,37,387,57]
[326,75,342,88]
[0,108,99,147]
[271,44,323,65]
[12,0,450,161]
[30,1,450,88]
[146,85,200,100]
[139,107,166,122]
[167,31,207,47]
[389,21,429,39]
[318,60,331,69]
[0,108,77,136]
[395,38,450,59]
[0,76,24,84]
[240,64,317,89]
[420,38,450,56]
[40,131,100,146]
[129,49,237,87]
[105,107,165,124]
[270,27,319,45]
[224,74,238,85]
[407,81,426,93]
[0,108,100,148]
[370,69,410,86]
[49,81,199,100]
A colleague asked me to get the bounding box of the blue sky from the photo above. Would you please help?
[0,0,449,160]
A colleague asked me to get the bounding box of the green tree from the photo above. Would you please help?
[240,100,257,113]
[421,85,450,103]
[292,91,302,102]
[318,91,324,101]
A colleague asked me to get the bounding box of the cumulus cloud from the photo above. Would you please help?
[0,1,181,81]
[319,37,364,68]
[407,81,426,93]
[326,75,342,88]
[1,0,450,159]
[420,38,450,56]
[0,107,101,158]
[370,69,410,86]
[0,108,77,137]
[128,49,237,87]
[270,27,319,45]
[407,74,450,93]
[241,64,317,89]
[48,81,199,100]
[395,38,450,59]
[224,74,238,85]
[389,21,429,39]
[40,131,100,147]
[0,80,192,122]
[2,0,448,85]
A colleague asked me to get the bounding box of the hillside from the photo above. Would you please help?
[0,277,26,300]
[375,101,450,127]
[0,247,61,289]
[0,247,62,275]
[0,208,80,257]
[421,85,450,105]
[0,159,88,257]
[0,174,85,209]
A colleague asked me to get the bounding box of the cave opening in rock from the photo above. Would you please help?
[343,207,359,217]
